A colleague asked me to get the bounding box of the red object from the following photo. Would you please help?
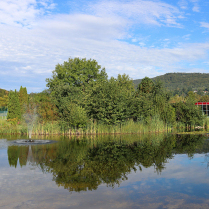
[195,102,209,105]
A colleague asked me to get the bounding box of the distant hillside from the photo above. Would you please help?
[0,88,8,97]
[133,73,209,91]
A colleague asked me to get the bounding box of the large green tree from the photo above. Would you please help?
[46,57,107,94]
[84,74,135,124]
[133,77,175,124]
[173,94,204,126]
[46,57,107,127]
[137,76,155,94]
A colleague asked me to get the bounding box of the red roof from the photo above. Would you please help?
[195,102,209,105]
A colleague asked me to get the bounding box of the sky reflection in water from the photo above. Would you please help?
[0,134,209,209]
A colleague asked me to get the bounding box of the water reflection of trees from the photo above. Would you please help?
[7,134,208,192]
[8,146,19,168]
[7,144,57,168]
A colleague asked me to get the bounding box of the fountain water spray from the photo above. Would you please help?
[12,103,55,145]
[23,105,38,139]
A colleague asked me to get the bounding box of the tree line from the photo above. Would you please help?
[0,57,206,129]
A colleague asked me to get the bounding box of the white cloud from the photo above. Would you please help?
[192,5,199,12]
[0,0,55,27]
[89,0,183,27]
[178,0,188,10]
[200,22,209,29]
[189,0,200,12]
[182,34,191,40]
[139,42,146,47]
[1,19,209,91]
[38,13,126,40]
[0,0,208,92]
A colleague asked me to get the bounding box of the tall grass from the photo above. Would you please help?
[203,117,209,130]
[174,116,209,134]
[0,115,173,136]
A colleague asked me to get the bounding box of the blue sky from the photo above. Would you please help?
[1,0,209,93]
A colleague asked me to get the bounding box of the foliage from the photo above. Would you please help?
[46,84,87,128]
[46,57,108,127]
[169,94,185,104]
[137,76,155,93]
[85,74,135,124]
[7,117,19,125]
[186,91,199,103]
[31,91,58,122]
[59,101,88,128]
[0,95,8,108]
[19,86,28,115]
[2,58,208,132]
[0,88,8,97]
[198,95,209,102]
[7,90,21,120]
[172,100,204,126]
[133,77,175,125]
[46,57,107,94]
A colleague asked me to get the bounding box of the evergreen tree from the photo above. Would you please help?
[19,86,28,115]
[137,77,155,93]
[7,90,21,120]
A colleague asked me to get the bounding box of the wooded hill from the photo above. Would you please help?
[133,73,209,91]
[2,73,209,97]
[0,88,8,97]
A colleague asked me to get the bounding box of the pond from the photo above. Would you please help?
[0,133,209,209]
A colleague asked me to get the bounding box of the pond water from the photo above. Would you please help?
[0,134,209,209]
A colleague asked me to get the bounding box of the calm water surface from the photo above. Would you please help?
[0,134,209,209]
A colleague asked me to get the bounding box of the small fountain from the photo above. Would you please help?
[12,104,55,145]
[13,139,53,145]
[23,105,37,140]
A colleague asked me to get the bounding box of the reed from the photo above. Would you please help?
[203,117,209,130]
[0,116,174,136]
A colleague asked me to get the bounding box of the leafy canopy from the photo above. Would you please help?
[84,74,135,124]
[46,57,108,127]
[46,57,108,93]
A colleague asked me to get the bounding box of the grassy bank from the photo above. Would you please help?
[176,117,209,134]
[0,116,173,136]
[2,115,208,136]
